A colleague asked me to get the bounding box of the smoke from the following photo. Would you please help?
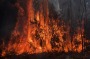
[49,0,61,14]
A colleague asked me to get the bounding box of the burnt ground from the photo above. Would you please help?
[0,52,90,59]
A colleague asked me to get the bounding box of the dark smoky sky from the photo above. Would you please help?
[0,0,18,39]
[0,0,90,41]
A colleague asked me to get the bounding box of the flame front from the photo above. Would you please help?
[1,0,88,56]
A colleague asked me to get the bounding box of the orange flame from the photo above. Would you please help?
[1,0,89,56]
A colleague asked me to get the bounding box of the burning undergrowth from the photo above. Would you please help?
[0,0,90,57]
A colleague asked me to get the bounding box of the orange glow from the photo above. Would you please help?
[1,0,89,56]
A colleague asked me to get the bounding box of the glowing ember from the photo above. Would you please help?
[1,0,89,56]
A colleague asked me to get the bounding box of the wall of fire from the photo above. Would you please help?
[0,0,90,55]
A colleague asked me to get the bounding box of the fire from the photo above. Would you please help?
[1,0,89,56]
